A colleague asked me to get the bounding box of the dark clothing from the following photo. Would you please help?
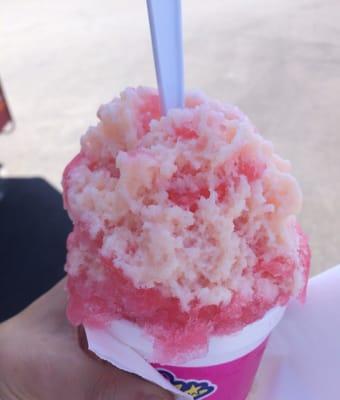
[0,178,72,322]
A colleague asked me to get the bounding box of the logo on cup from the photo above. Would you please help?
[158,369,217,399]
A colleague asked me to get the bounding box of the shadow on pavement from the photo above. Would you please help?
[0,178,72,322]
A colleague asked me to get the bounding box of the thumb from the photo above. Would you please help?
[93,366,174,400]
[78,327,174,400]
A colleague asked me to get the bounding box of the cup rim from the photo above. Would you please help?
[107,305,286,367]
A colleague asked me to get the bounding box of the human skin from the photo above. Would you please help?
[0,279,173,400]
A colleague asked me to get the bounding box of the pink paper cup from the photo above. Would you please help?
[151,306,285,400]
[87,306,286,400]
[152,340,267,400]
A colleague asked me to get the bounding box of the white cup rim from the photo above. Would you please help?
[108,305,286,367]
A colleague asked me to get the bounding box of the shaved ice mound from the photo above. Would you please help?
[63,87,310,362]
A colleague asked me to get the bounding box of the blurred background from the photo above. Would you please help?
[1,0,339,275]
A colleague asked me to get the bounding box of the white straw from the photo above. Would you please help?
[147,0,184,115]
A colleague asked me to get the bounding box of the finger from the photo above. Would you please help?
[91,364,174,400]
[77,325,89,352]
[44,277,68,312]
[77,325,102,362]
[12,278,68,330]
[76,327,173,400]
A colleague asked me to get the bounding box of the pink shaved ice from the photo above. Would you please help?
[63,87,310,361]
